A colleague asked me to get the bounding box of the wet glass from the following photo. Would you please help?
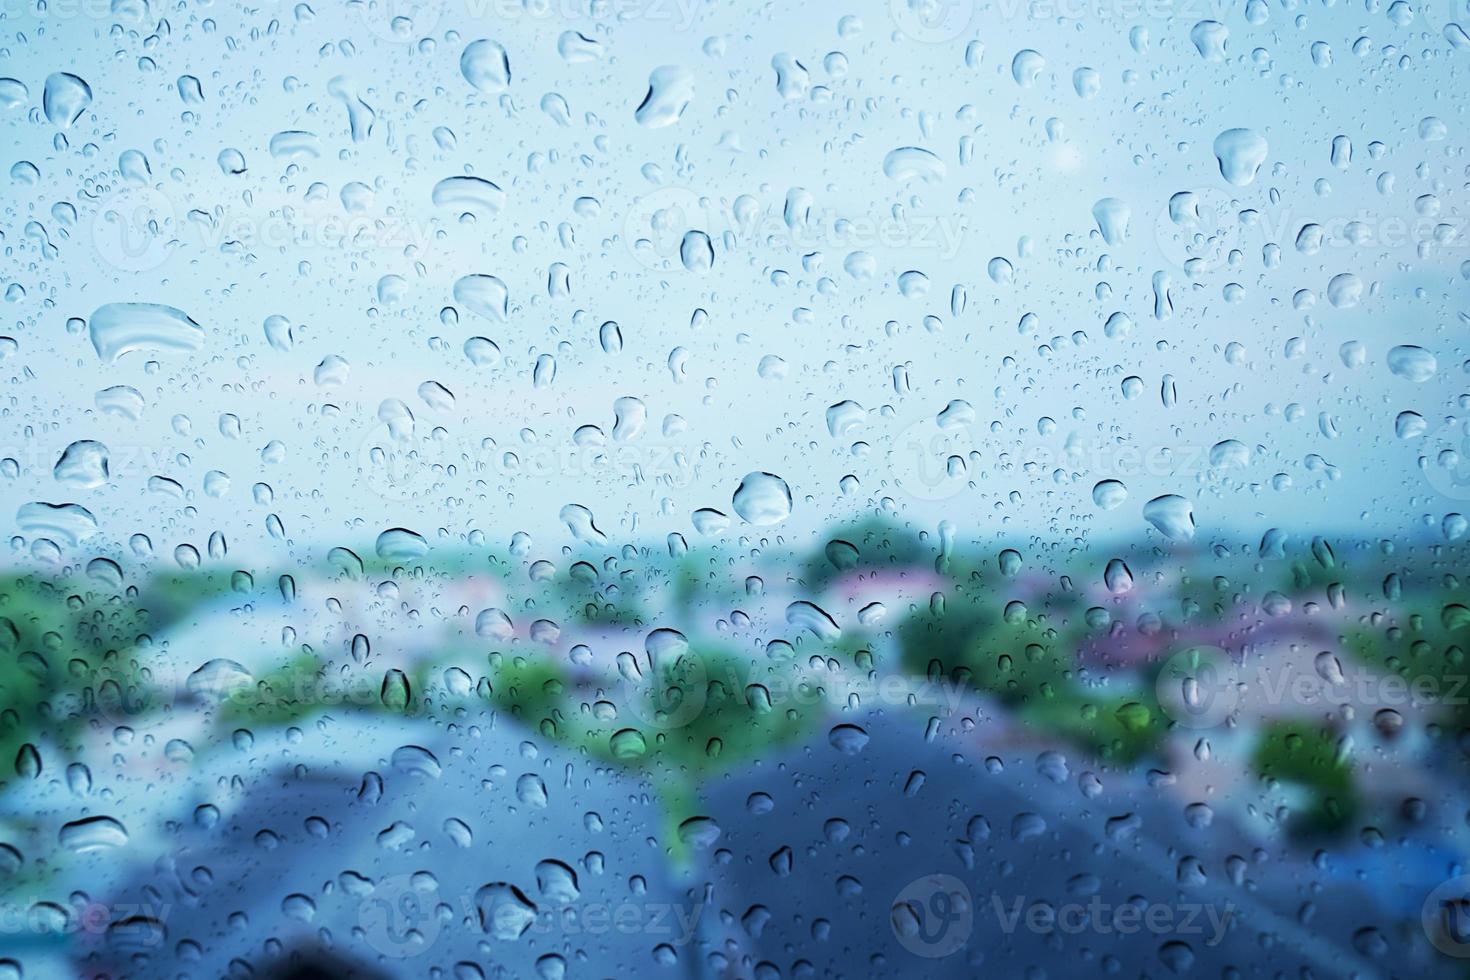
[1,1,1469,977]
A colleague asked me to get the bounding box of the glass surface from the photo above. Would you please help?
[1,0,1469,976]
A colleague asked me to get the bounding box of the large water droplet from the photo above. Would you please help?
[89,303,204,363]
[635,66,695,128]
[43,72,92,127]
[1213,128,1268,186]
[732,471,792,525]
[461,39,511,92]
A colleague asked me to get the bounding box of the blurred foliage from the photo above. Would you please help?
[5,520,1470,861]
[1252,723,1357,836]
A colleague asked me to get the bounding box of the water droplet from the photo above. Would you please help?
[1213,128,1268,186]
[732,471,792,525]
